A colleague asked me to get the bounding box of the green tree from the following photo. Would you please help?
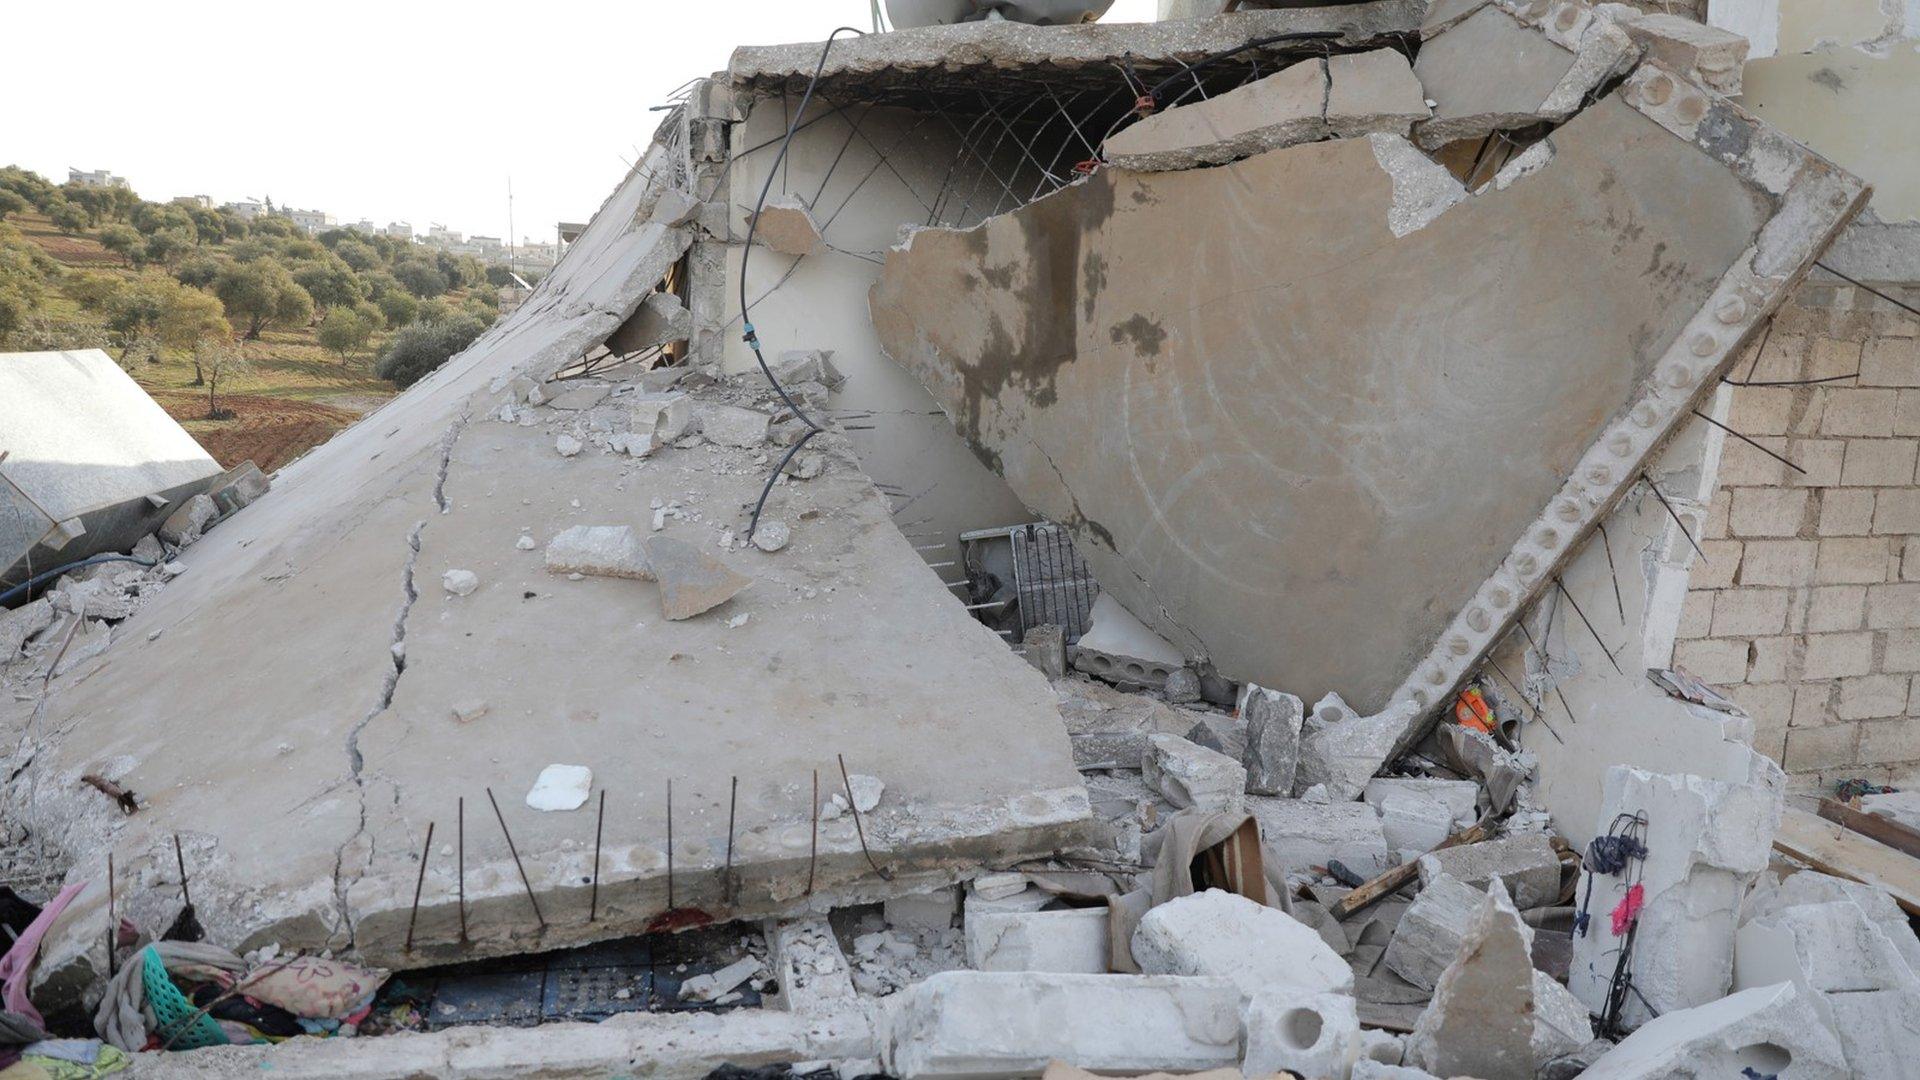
[0,166,57,210]
[214,259,313,338]
[332,237,379,272]
[318,306,376,366]
[174,252,224,289]
[375,314,485,388]
[98,223,142,265]
[197,336,251,418]
[393,258,450,298]
[293,257,364,314]
[376,289,418,327]
[142,227,194,267]
[48,200,89,235]
[0,190,26,222]
[59,183,113,226]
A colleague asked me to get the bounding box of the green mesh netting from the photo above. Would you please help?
[142,946,227,1050]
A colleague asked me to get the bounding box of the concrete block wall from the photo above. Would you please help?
[1679,282,1920,786]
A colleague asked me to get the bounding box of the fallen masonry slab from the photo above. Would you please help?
[12,124,1093,1002]
[1404,883,1540,1080]
[885,971,1244,1080]
[869,42,1865,719]
[1416,833,1562,909]
[1143,733,1246,812]
[964,907,1109,973]
[1296,694,1422,800]
[1242,987,1363,1080]
[1383,871,1484,990]
[1054,676,1202,767]
[1248,796,1392,879]
[1412,3,1635,150]
[1103,56,1328,172]
[1131,888,1352,997]
[1735,900,1920,1077]
[1580,982,1848,1079]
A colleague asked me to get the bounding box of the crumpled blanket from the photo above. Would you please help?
[235,954,386,1021]
[92,942,244,1052]
[0,884,87,1030]
[1108,808,1294,971]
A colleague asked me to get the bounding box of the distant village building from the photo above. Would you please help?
[427,223,463,246]
[67,168,130,190]
[385,221,413,240]
[171,195,213,209]
[221,200,267,221]
[348,219,379,235]
[285,208,334,234]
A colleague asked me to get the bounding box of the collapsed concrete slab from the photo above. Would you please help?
[869,28,1865,721]
[1734,900,1920,1078]
[1131,888,1352,997]
[1404,883,1541,1080]
[1411,2,1636,150]
[1247,796,1391,878]
[8,118,1093,1004]
[1415,833,1561,910]
[0,349,226,590]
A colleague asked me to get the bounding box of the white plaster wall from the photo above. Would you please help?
[721,98,1040,555]
[1505,385,1759,847]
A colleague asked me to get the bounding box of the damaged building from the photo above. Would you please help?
[3,0,1919,1076]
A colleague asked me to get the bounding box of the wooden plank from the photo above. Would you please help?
[1774,807,1920,917]
[1332,822,1488,920]
[1818,797,1920,861]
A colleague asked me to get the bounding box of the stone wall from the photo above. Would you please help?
[1678,281,1920,786]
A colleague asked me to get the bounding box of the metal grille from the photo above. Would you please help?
[1010,522,1097,642]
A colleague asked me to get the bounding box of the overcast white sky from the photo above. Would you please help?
[4,0,1156,245]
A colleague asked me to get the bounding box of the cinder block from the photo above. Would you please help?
[1132,889,1352,997]
[1873,488,1920,535]
[1743,331,1806,382]
[965,907,1109,974]
[1747,636,1794,683]
[1738,540,1814,586]
[1673,639,1748,685]
[1243,988,1363,1080]
[1788,439,1846,487]
[1703,488,1732,539]
[1817,537,1893,584]
[1809,338,1866,381]
[1785,723,1860,771]
[1860,336,1920,387]
[1415,833,1561,909]
[1893,389,1920,436]
[1728,489,1808,537]
[1717,437,1787,486]
[1676,591,1714,639]
[1862,714,1920,763]
[1803,632,1873,680]
[1709,589,1790,637]
[1382,872,1483,990]
[1883,629,1920,672]
[1819,489,1876,536]
[1728,386,1793,435]
[1821,389,1898,436]
[1728,682,1791,727]
[1836,674,1910,720]
[1840,439,1919,487]
[1867,582,1920,629]
[1793,683,1835,727]
[1807,585,1866,632]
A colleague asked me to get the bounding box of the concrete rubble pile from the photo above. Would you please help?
[0,1,1913,1078]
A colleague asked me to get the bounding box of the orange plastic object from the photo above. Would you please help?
[1454,687,1495,733]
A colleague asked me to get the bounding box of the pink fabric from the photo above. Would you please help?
[1610,883,1645,937]
[0,881,88,1028]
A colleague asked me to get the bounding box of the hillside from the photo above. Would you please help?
[0,170,514,471]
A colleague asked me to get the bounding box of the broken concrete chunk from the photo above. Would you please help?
[1295,692,1422,801]
[1142,733,1246,813]
[208,460,271,514]
[1184,712,1247,763]
[648,188,701,228]
[1239,684,1303,796]
[887,971,1243,1079]
[678,956,764,1003]
[157,493,217,547]
[753,194,826,257]
[697,403,772,447]
[525,764,592,811]
[1383,871,1485,990]
[1325,48,1431,137]
[628,392,692,443]
[1416,833,1561,909]
[823,773,885,821]
[965,907,1109,973]
[1860,789,1920,834]
[1531,971,1595,1066]
[1578,983,1847,1079]
[644,536,751,620]
[1616,12,1748,95]
[1020,623,1067,680]
[1756,868,1920,975]
[886,887,958,931]
[52,619,111,676]
[1242,987,1362,1080]
[1413,4,1631,149]
[1103,57,1327,172]
[1404,882,1538,1080]
[965,885,1055,919]
[1570,756,1785,1027]
[1376,788,1462,863]
[1248,796,1392,879]
[1134,890,1352,998]
[1365,778,1479,828]
[772,349,843,389]
[1070,592,1184,690]
[440,569,480,597]
[1161,666,1201,704]
[971,872,1027,901]
[1735,900,1920,1077]
[545,384,610,411]
[1055,678,1196,768]
[554,434,583,458]
[751,520,791,553]
[0,598,54,661]
[545,525,651,580]
[608,292,694,355]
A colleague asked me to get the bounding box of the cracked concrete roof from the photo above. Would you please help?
[12,125,1089,1002]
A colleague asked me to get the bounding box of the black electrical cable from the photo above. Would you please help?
[739,26,866,541]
